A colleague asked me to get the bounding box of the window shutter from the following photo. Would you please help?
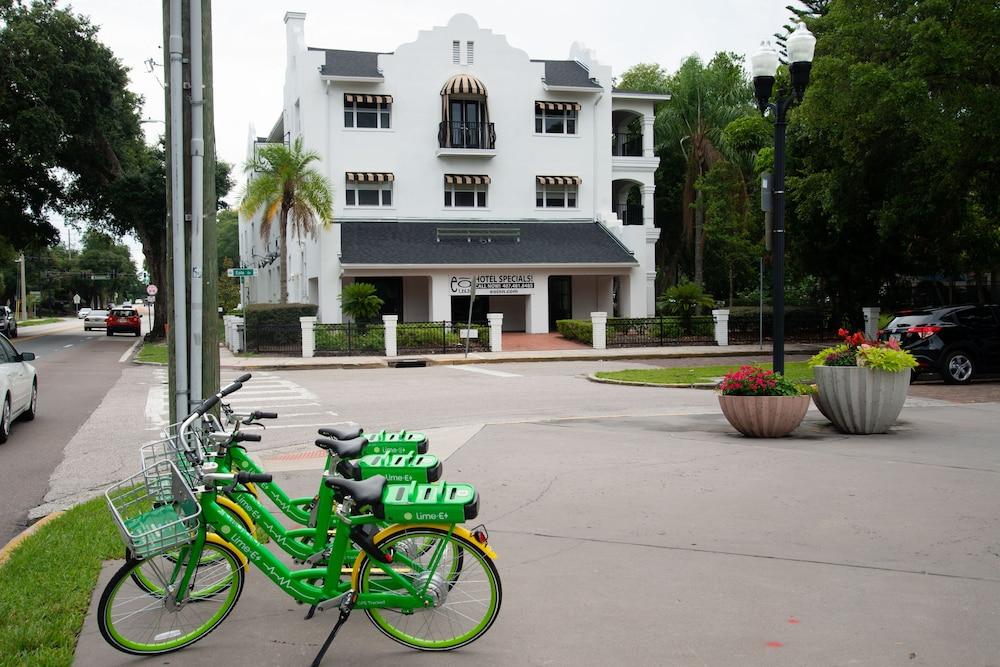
[452,40,460,64]
[467,41,474,64]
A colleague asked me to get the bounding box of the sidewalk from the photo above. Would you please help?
[13,317,79,339]
[220,343,825,370]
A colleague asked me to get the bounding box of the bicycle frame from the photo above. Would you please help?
[171,488,445,612]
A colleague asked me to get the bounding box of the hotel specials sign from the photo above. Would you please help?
[450,274,535,295]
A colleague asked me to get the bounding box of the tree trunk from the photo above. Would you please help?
[992,267,999,303]
[694,188,705,286]
[729,266,734,307]
[138,234,168,339]
[279,206,289,303]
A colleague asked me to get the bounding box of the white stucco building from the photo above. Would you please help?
[239,12,668,333]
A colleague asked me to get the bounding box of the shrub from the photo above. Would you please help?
[556,319,593,344]
[719,366,800,396]
[315,324,384,353]
[809,329,918,373]
[244,303,316,351]
[340,282,384,323]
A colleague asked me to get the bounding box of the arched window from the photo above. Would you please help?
[439,74,494,149]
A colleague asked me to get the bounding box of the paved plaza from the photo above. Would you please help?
[68,360,1000,666]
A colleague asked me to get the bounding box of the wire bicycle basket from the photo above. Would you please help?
[106,460,201,559]
[139,436,200,488]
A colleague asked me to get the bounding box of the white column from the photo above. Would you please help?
[429,274,452,322]
[591,311,608,350]
[712,309,730,346]
[862,306,880,340]
[383,314,398,357]
[527,276,550,333]
[596,276,614,313]
[487,313,503,352]
[646,271,657,317]
[300,316,316,358]
[641,184,655,227]
[642,115,655,158]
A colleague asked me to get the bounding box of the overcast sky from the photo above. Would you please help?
[57,0,793,265]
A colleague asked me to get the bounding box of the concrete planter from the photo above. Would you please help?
[813,366,910,434]
[718,394,811,438]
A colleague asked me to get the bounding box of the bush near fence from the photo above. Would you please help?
[556,319,593,344]
[396,322,489,353]
[727,310,838,344]
[315,324,384,355]
[244,303,316,352]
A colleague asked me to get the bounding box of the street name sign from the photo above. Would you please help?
[227,268,257,278]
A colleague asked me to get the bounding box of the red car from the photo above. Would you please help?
[106,308,142,337]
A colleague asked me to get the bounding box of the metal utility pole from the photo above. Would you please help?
[166,0,189,420]
[189,0,205,404]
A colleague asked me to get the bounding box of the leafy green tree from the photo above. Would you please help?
[0,0,142,248]
[616,63,670,93]
[339,282,383,324]
[787,0,1000,315]
[217,208,240,270]
[217,258,241,313]
[239,138,334,303]
[656,53,754,286]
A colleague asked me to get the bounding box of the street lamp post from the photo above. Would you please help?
[751,22,816,376]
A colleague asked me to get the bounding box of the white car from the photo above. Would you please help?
[84,310,109,331]
[0,334,37,443]
[77,307,93,319]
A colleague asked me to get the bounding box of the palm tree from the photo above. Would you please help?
[239,138,333,303]
[656,53,752,286]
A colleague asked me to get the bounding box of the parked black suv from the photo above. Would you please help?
[0,306,15,338]
[881,305,1000,383]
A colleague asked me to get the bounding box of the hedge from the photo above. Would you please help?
[556,319,593,344]
[244,303,316,352]
[244,303,317,328]
[315,324,384,354]
[397,323,489,352]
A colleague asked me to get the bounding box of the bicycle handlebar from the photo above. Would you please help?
[232,432,261,443]
[219,382,243,398]
[251,410,278,420]
[234,372,252,383]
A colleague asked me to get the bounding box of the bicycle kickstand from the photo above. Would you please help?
[310,591,355,667]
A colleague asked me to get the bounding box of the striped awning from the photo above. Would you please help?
[344,93,393,104]
[536,175,582,186]
[441,73,487,96]
[346,172,394,183]
[535,101,581,112]
[444,174,491,185]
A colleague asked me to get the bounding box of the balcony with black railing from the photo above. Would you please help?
[438,121,496,153]
[612,131,643,157]
[616,203,644,226]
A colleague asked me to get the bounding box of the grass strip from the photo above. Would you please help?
[17,318,63,327]
[596,360,814,386]
[135,341,167,364]
[0,497,121,667]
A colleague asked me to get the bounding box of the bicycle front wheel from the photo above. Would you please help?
[356,526,501,651]
[98,541,244,655]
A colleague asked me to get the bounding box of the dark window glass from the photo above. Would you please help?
[444,190,452,206]
[0,337,16,362]
[357,189,380,206]
[536,191,543,207]
[567,192,577,207]
[357,111,377,128]
[546,191,565,207]
[566,118,576,134]
[454,190,476,207]
[381,189,392,206]
[380,110,390,128]
[535,116,543,133]
[955,307,997,329]
[345,190,356,206]
[344,110,354,127]
[476,190,487,207]
[545,114,564,134]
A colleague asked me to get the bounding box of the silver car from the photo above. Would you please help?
[84,310,109,331]
[77,307,93,319]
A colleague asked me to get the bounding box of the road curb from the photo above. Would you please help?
[0,511,65,568]
[586,373,717,389]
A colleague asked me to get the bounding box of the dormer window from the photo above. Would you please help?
[344,94,392,129]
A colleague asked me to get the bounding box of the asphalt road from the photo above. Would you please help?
[0,323,141,546]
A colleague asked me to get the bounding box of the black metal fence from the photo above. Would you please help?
[606,316,715,347]
[438,121,496,149]
[248,323,302,355]
[397,321,489,355]
[728,311,839,345]
[314,323,385,357]
[616,203,644,226]
[612,132,643,156]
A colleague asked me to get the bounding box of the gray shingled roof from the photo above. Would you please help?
[532,60,602,89]
[341,222,636,265]
[311,48,385,78]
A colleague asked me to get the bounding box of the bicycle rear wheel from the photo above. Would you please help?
[356,526,501,651]
[98,542,244,655]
